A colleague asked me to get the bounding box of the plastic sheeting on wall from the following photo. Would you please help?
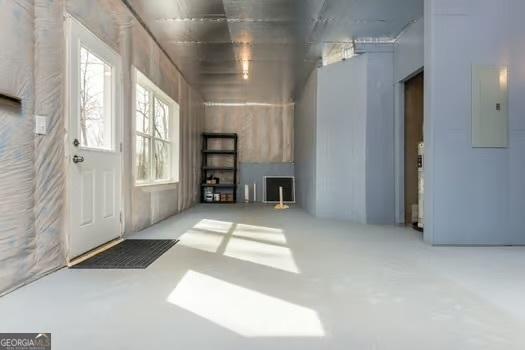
[67,0,205,235]
[0,0,39,295]
[204,104,294,164]
[0,0,204,295]
[129,15,204,232]
[32,0,67,288]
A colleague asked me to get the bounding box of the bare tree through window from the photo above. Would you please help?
[136,84,151,181]
[80,47,112,149]
[135,76,175,184]
[154,98,170,180]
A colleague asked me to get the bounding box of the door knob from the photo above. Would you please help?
[72,155,84,163]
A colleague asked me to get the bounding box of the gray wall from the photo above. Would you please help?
[366,53,396,224]
[316,56,368,223]
[237,163,295,203]
[294,69,318,215]
[394,18,424,83]
[424,0,525,244]
[295,53,395,224]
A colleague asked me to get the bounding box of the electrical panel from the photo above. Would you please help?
[472,65,509,148]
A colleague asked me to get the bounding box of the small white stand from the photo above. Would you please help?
[274,186,289,210]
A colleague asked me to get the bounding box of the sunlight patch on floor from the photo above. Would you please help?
[233,224,287,245]
[224,237,300,273]
[167,271,324,337]
[178,220,299,273]
[179,229,224,253]
[193,219,233,234]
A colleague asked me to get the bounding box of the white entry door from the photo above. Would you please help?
[67,18,122,259]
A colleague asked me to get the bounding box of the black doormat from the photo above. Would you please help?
[71,239,179,269]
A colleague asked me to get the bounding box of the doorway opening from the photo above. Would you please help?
[404,72,424,229]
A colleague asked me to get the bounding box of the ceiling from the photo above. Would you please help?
[124,0,423,104]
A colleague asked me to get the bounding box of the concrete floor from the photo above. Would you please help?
[1,204,525,349]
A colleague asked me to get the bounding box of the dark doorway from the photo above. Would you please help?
[404,72,424,225]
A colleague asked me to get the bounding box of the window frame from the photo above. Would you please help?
[133,68,180,187]
[78,45,115,152]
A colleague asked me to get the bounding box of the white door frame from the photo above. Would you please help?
[64,15,124,261]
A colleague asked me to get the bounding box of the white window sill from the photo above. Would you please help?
[135,181,179,192]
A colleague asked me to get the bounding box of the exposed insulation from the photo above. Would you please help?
[204,104,293,163]
[0,0,204,295]
[0,0,36,294]
[32,0,67,286]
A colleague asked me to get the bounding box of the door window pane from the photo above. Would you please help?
[154,98,169,140]
[154,140,170,180]
[136,84,150,134]
[136,136,150,181]
[80,46,113,149]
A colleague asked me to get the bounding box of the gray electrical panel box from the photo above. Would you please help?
[472,65,509,148]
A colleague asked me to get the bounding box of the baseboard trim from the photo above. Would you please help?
[67,238,124,267]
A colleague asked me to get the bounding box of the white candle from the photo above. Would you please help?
[279,186,284,207]
[244,184,249,203]
[253,183,257,202]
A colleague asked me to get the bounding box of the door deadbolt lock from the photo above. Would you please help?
[72,155,84,163]
[73,138,80,147]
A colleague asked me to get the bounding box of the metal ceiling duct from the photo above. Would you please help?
[124,0,423,103]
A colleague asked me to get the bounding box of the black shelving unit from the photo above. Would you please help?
[201,133,238,203]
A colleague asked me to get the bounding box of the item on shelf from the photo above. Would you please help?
[214,193,220,202]
[214,176,220,184]
[204,187,214,202]
[206,175,216,184]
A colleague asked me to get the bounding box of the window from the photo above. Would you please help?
[135,70,179,185]
[79,46,113,150]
